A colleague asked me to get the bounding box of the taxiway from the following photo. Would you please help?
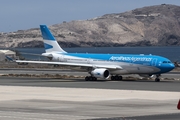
[0,69,179,120]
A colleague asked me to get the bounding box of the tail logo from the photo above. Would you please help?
[40,25,66,53]
[44,43,53,50]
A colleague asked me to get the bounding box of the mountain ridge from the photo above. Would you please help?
[1,4,180,48]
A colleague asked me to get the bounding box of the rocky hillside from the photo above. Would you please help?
[1,4,180,48]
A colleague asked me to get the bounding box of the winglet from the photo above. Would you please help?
[40,25,66,53]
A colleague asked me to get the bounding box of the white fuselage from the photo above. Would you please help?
[51,53,160,75]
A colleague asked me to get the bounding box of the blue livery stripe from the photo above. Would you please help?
[44,43,53,49]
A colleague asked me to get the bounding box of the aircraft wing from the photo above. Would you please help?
[16,60,123,70]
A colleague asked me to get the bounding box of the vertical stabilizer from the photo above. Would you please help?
[40,25,66,53]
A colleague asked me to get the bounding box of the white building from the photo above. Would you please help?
[0,50,16,61]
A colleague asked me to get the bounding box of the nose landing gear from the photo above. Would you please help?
[155,74,161,82]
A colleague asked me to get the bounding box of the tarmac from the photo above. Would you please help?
[0,69,179,120]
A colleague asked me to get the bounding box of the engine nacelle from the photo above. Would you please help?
[91,68,110,79]
[139,74,154,78]
[42,53,53,60]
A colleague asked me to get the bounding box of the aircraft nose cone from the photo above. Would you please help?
[160,63,175,73]
[167,64,175,71]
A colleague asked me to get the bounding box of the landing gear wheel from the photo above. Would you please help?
[111,75,123,81]
[118,76,123,80]
[155,74,161,82]
[115,76,119,80]
[111,76,115,80]
[85,76,89,81]
[85,76,97,81]
[92,77,97,81]
[155,78,160,82]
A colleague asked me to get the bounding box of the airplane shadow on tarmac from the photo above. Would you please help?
[35,78,176,83]
[0,76,175,83]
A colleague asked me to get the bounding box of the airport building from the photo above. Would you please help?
[0,50,16,61]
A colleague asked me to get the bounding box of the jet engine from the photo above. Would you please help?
[91,68,110,79]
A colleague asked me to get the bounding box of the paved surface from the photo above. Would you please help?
[0,70,180,120]
[0,84,179,120]
[0,77,180,92]
[0,68,180,79]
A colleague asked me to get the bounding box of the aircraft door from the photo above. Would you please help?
[87,59,93,64]
[151,58,157,66]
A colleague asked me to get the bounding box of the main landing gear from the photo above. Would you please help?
[85,75,123,81]
[85,76,97,81]
[155,74,161,82]
[111,75,123,80]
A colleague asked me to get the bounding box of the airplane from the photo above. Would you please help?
[16,25,175,82]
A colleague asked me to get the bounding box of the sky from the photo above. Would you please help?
[1,0,180,32]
